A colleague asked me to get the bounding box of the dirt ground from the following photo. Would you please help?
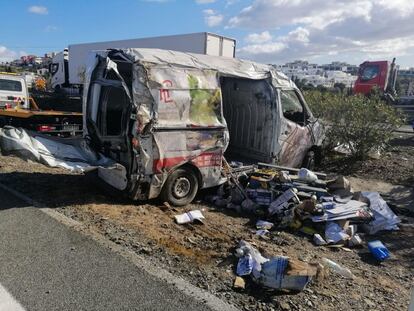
[0,134,413,311]
[319,133,414,187]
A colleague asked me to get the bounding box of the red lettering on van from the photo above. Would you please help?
[160,80,174,103]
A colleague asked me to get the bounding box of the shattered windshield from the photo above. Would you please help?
[361,65,379,81]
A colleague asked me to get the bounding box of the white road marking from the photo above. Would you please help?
[0,283,25,311]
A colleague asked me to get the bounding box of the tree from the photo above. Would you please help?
[304,90,403,160]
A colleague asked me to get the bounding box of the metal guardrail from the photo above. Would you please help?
[394,104,414,123]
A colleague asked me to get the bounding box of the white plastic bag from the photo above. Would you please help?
[298,168,318,182]
[362,192,400,234]
[174,210,205,224]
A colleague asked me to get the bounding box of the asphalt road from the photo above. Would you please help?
[0,188,216,311]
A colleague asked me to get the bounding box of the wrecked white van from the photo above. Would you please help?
[0,49,324,206]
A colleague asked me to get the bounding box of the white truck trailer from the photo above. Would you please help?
[50,32,236,91]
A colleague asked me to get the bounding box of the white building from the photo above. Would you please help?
[275,60,357,88]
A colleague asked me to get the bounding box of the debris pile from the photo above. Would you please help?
[205,162,402,291]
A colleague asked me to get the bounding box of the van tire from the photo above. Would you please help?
[160,167,199,207]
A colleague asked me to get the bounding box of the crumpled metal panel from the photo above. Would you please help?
[124,48,296,88]
[0,126,117,172]
[139,64,228,190]
[278,119,313,168]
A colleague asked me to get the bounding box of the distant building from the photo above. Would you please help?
[275,60,357,88]
[399,68,414,78]
[321,61,358,75]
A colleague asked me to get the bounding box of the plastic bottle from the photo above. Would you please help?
[367,240,390,261]
[322,258,355,279]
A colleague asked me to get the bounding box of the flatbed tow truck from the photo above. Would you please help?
[0,72,82,136]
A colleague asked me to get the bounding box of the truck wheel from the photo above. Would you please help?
[302,151,315,170]
[160,167,199,207]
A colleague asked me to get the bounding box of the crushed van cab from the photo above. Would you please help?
[0,49,324,206]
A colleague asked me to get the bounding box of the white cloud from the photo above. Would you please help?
[44,25,58,32]
[0,46,18,62]
[231,0,414,64]
[245,31,272,44]
[203,9,224,27]
[196,0,216,4]
[238,41,286,55]
[28,5,48,15]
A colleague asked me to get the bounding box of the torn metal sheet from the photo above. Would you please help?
[125,48,295,87]
[0,126,118,173]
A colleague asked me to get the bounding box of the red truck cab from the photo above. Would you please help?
[353,59,397,97]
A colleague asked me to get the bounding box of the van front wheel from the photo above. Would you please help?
[160,167,199,206]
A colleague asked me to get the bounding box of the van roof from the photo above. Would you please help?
[109,48,296,89]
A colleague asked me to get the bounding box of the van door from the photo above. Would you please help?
[278,89,313,167]
[85,57,134,189]
[222,77,277,163]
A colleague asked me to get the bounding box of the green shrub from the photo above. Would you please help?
[304,90,403,160]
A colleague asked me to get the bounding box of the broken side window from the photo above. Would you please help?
[280,90,306,125]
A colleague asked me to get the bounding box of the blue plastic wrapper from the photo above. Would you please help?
[236,254,254,276]
[368,240,390,261]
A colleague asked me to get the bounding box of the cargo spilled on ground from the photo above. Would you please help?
[0,132,413,311]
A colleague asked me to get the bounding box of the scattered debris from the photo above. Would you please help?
[321,258,355,279]
[213,164,400,255]
[174,210,205,224]
[349,234,363,247]
[0,151,413,311]
[235,240,319,292]
[256,220,274,230]
[313,233,327,246]
[362,192,401,234]
[233,276,246,290]
[368,240,390,261]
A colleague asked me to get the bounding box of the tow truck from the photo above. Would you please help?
[0,72,82,136]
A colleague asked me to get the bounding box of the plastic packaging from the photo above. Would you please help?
[256,220,274,230]
[235,240,269,278]
[258,257,312,291]
[322,258,355,279]
[268,188,298,215]
[174,210,205,224]
[368,240,390,261]
[325,222,350,244]
[348,234,362,247]
[236,254,253,276]
[313,234,327,246]
[362,192,400,234]
[298,168,318,182]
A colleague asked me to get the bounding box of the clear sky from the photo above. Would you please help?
[1,0,413,68]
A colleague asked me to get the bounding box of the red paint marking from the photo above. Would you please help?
[153,152,222,173]
[160,80,174,103]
